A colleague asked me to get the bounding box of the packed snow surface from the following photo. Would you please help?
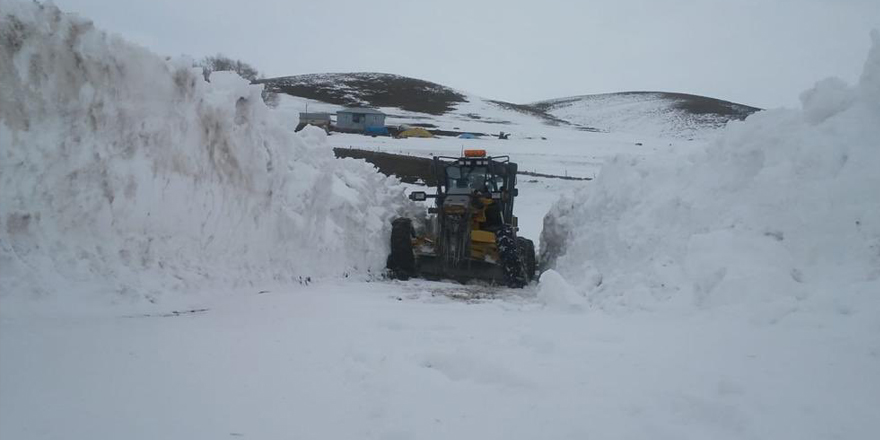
[0,1,407,304]
[3,280,878,440]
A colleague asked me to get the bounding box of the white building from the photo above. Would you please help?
[298,112,331,127]
[336,108,386,131]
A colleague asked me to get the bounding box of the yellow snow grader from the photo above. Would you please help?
[386,149,536,287]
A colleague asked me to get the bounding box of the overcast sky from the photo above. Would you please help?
[53,0,879,108]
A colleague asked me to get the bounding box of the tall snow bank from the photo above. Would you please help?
[0,2,407,303]
[541,32,880,315]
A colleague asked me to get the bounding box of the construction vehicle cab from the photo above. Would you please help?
[387,149,536,287]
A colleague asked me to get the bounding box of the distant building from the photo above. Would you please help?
[298,112,331,128]
[336,107,386,131]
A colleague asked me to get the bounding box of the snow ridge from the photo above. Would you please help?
[541,32,880,315]
[0,2,406,304]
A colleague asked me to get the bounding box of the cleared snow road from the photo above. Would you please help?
[2,280,876,440]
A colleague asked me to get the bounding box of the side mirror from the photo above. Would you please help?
[409,191,427,201]
[512,188,519,197]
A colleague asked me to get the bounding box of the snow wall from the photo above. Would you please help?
[0,2,408,303]
[541,32,880,315]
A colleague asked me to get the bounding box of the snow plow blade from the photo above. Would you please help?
[413,254,507,285]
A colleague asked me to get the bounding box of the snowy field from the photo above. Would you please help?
[2,2,879,440]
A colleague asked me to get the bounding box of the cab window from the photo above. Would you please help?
[445,166,496,194]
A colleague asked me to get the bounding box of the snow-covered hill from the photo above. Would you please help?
[532,91,760,139]
[258,72,468,115]
[262,73,759,139]
[265,72,592,137]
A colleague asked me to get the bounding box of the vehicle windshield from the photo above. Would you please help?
[445,165,499,195]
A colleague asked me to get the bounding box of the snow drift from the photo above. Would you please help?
[0,2,407,303]
[542,31,880,315]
